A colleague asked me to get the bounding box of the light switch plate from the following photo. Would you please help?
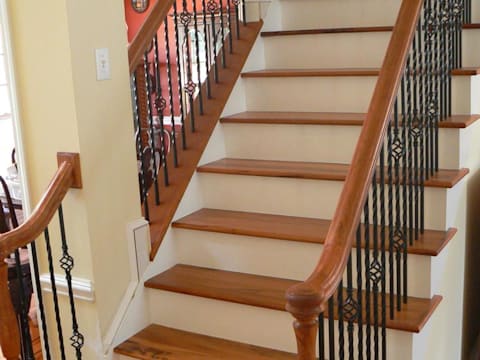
[95,48,111,81]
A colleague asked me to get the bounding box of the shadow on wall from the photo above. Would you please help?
[463,168,480,360]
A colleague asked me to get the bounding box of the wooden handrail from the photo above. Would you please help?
[128,0,175,73]
[285,0,424,358]
[0,152,81,359]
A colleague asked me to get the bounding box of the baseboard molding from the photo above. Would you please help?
[39,273,94,302]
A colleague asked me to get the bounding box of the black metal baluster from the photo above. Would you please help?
[218,0,227,68]
[418,11,427,234]
[363,200,371,358]
[58,206,84,359]
[379,144,387,360]
[180,1,197,132]
[44,227,66,360]
[172,2,188,149]
[404,57,413,248]
[192,0,205,115]
[30,241,52,360]
[143,52,161,203]
[318,312,325,360]
[356,225,363,360]
[233,0,241,39]
[242,0,247,25]
[163,18,180,167]
[370,171,380,360]
[207,0,220,83]
[328,297,336,360]
[388,105,395,320]
[345,256,357,360]
[132,74,150,221]
[434,0,441,171]
[200,0,213,99]
[226,0,234,53]
[337,282,345,360]
[152,35,170,187]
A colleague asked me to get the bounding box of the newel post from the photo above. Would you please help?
[286,283,323,360]
[0,262,20,360]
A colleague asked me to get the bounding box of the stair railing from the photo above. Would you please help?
[286,0,466,358]
[0,153,84,360]
[128,0,249,257]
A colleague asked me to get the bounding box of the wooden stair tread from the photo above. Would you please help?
[197,158,469,188]
[464,23,480,29]
[172,208,456,256]
[242,67,480,78]
[220,112,480,128]
[114,324,296,360]
[145,264,442,333]
[261,26,394,37]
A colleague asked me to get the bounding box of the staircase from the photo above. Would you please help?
[114,0,480,359]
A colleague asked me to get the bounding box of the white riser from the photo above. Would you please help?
[148,289,414,358]
[222,123,463,170]
[198,173,449,230]
[279,0,400,29]
[244,75,477,114]
[244,76,376,112]
[463,29,480,67]
[173,228,434,298]
[263,32,390,69]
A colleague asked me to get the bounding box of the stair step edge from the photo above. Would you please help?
[172,208,457,256]
[145,264,442,333]
[197,158,469,189]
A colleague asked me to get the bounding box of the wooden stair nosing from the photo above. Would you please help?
[145,264,442,333]
[464,23,480,29]
[197,158,469,189]
[261,25,394,37]
[220,112,480,129]
[241,67,480,78]
[172,208,457,256]
[114,324,297,360]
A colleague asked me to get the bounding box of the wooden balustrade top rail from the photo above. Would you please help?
[285,0,424,357]
[128,0,175,73]
[0,152,82,259]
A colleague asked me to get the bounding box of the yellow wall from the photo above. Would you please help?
[7,0,141,357]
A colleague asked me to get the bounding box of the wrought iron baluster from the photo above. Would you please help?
[172,2,188,149]
[152,35,170,187]
[201,0,213,98]
[30,241,52,360]
[379,143,387,360]
[233,0,241,39]
[143,51,161,204]
[218,0,227,67]
[208,0,220,83]
[318,312,325,360]
[58,206,84,359]
[363,200,371,359]
[132,73,150,221]
[191,1,205,115]
[356,225,363,360]
[163,18,180,167]
[337,282,345,360]
[44,227,66,360]
[180,1,197,132]
[328,297,336,360]
[345,256,357,360]
[226,0,233,53]
[370,171,380,360]
[387,104,395,320]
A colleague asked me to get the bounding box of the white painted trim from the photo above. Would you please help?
[102,218,149,356]
[39,273,95,302]
[0,0,31,216]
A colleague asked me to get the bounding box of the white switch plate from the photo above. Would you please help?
[95,48,111,81]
